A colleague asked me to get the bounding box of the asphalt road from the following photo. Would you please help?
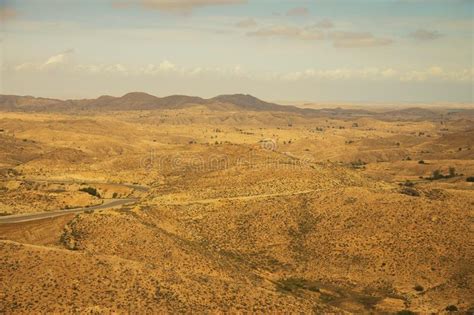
[0,198,137,224]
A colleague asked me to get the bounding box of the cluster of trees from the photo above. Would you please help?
[429,167,456,180]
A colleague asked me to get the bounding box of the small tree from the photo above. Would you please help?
[431,169,443,180]
[448,167,456,178]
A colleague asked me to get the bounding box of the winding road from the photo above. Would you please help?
[0,198,138,224]
[0,178,150,224]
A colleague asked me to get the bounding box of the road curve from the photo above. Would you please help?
[0,198,138,224]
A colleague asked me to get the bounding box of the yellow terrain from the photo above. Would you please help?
[0,97,473,313]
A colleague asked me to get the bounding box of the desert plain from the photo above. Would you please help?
[0,93,473,313]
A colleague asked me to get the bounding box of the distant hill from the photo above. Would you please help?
[2,93,472,120]
[379,107,441,120]
[0,95,63,111]
[0,92,322,114]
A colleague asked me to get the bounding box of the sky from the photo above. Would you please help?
[0,0,473,103]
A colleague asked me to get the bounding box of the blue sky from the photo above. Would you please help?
[0,0,472,103]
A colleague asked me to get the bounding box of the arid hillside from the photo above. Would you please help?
[0,100,473,313]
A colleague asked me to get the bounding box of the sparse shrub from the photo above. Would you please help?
[396,310,416,315]
[414,284,424,292]
[431,169,443,180]
[112,192,118,198]
[403,180,415,187]
[400,187,420,197]
[418,160,425,164]
[448,167,456,178]
[445,305,458,312]
[466,176,474,182]
[350,159,366,169]
[276,277,320,293]
[79,186,100,198]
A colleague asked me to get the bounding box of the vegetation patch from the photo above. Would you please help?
[79,186,101,198]
[400,187,420,197]
[276,277,320,293]
[427,167,458,180]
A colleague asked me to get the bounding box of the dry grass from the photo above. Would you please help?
[0,108,473,313]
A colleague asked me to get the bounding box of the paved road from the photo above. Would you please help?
[0,198,138,224]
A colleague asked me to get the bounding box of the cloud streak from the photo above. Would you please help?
[235,18,257,28]
[286,7,310,17]
[247,25,324,40]
[245,24,392,48]
[329,31,393,48]
[113,0,247,14]
[409,29,443,41]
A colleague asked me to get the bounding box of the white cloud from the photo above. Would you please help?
[158,60,176,71]
[43,51,74,69]
[399,66,472,82]
[381,68,398,78]
[279,66,471,83]
[14,63,37,71]
[14,50,75,71]
[428,66,443,76]
[12,57,473,83]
